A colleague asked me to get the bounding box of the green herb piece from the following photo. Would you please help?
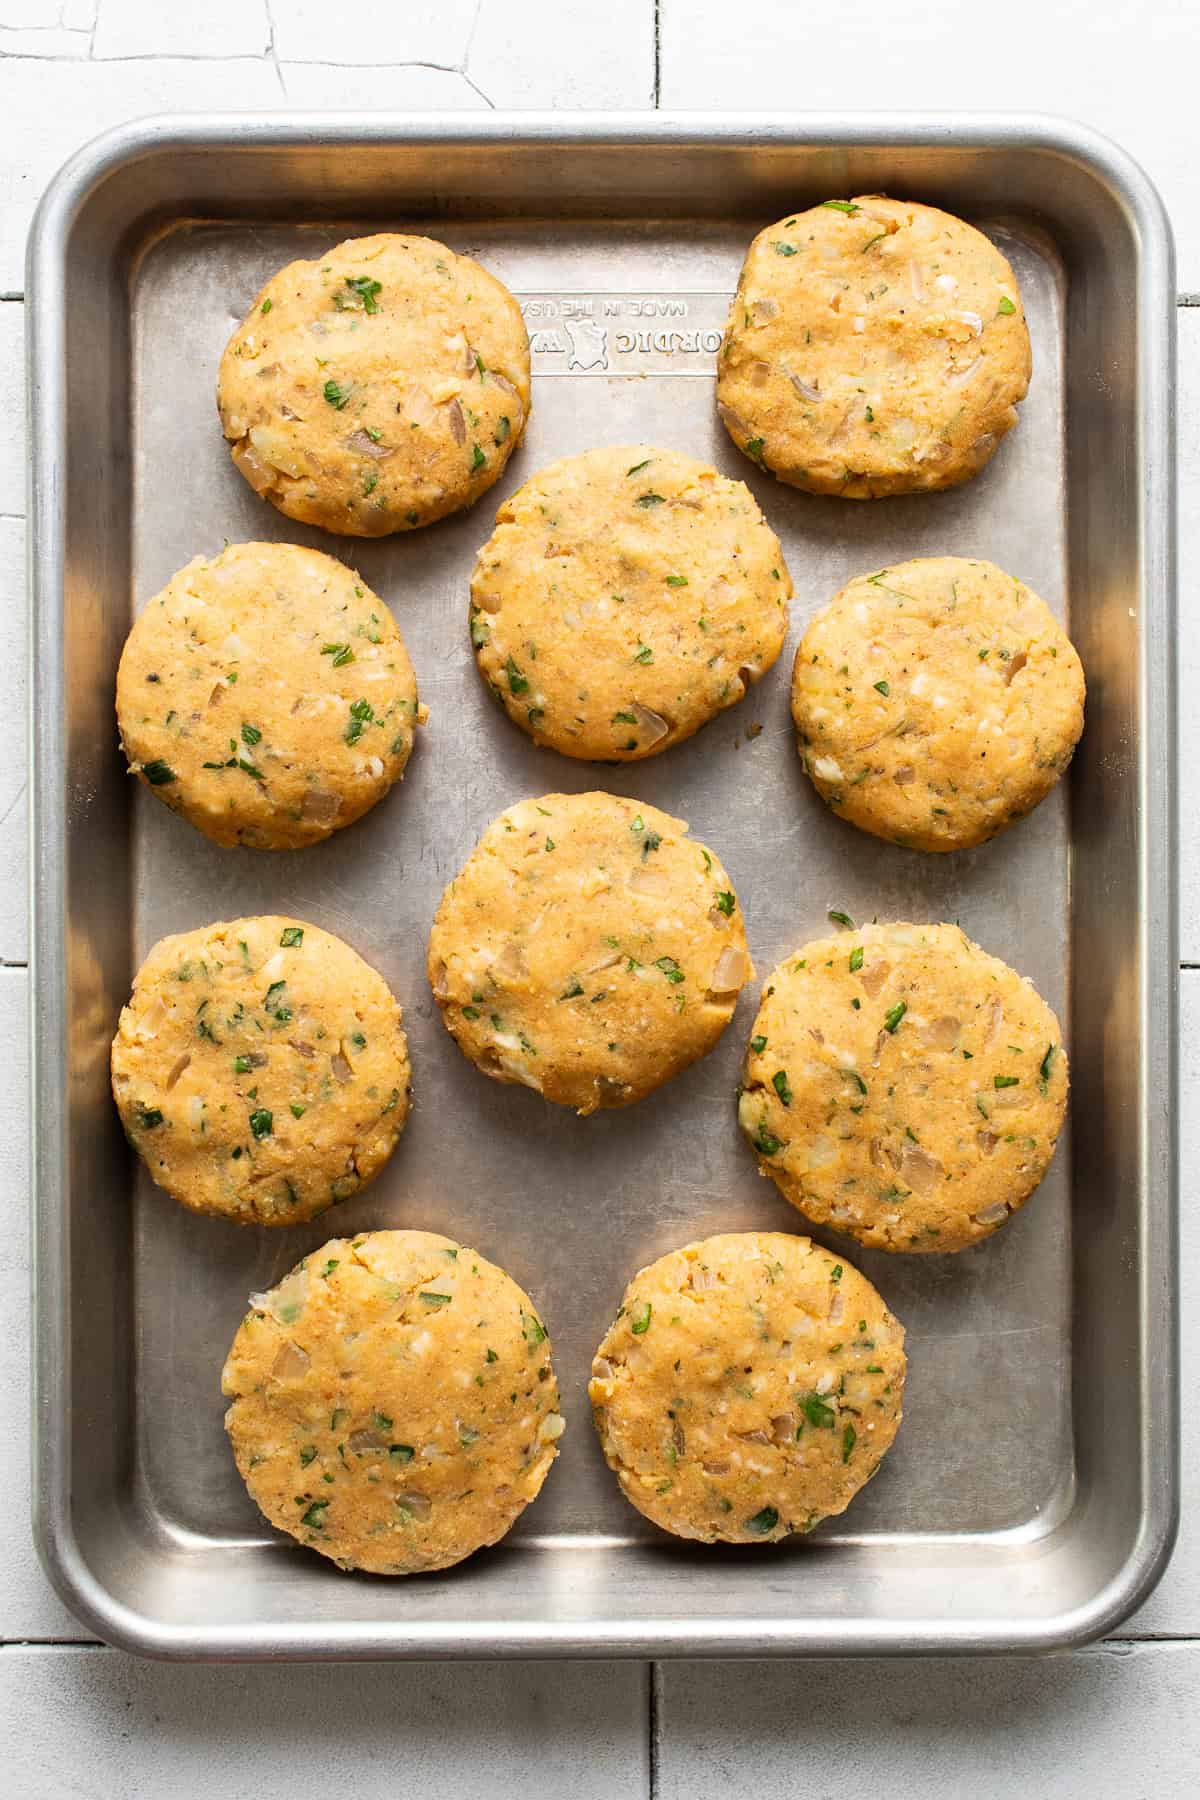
[822,199,861,215]
[320,1259,338,1277]
[135,1105,164,1130]
[633,642,654,663]
[280,927,303,948]
[494,415,511,445]
[299,1446,317,1467]
[323,378,352,410]
[613,710,637,725]
[994,1074,1020,1089]
[389,1444,415,1464]
[249,1108,273,1139]
[849,1070,868,1095]
[1040,1044,1056,1082]
[828,909,854,928]
[523,1312,548,1346]
[344,697,374,745]
[998,295,1017,315]
[485,1348,498,1364]
[290,1103,307,1118]
[873,680,890,696]
[505,655,529,695]
[141,760,176,786]
[842,1422,857,1463]
[773,241,798,256]
[665,574,689,587]
[471,443,486,472]
[630,1300,653,1335]
[753,1121,782,1157]
[884,1001,907,1033]
[261,298,272,314]
[744,436,766,464]
[321,642,355,667]
[626,459,651,475]
[750,1035,767,1054]
[234,1055,252,1074]
[635,492,665,507]
[462,1006,480,1021]
[240,722,262,748]
[641,831,662,858]
[849,945,864,973]
[830,1264,843,1282]
[772,1070,793,1106]
[344,275,381,313]
[559,976,584,1001]
[655,955,685,985]
[801,1393,836,1428]
[373,1411,393,1432]
[300,1501,328,1529]
[745,1506,779,1534]
[714,891,736,916]
[861,233,887,254]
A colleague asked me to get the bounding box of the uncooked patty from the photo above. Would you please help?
[427,791,753,1114]
[738,921,1068,1252]
[218,233,530,535]
[222,1229,562,1574]
[111,915,411,1225]
[589,1231,905,1543]
[116,541,423,849]
[717,196,1031,498]
[470,445,791,759]
[791,556,1085,852]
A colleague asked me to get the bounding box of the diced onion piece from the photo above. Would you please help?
[348,1430,385,1454]
[899,1144,944,1192]
[538,1413,566,1443]
[975,1200,1010,1226]
[709,945,748,993]
[628,703,670,746]
[592,1358,615,1381]
[247,425,306,480]
[331,1051,353,1084]
[345,428,393,459]
[446,398,466,444]
[628,867,669,897]
[790,373,821,403]
[270,1340,310,1380]
[300,788,341,825]
[231,440,276,494]
[396,1490,432,1519]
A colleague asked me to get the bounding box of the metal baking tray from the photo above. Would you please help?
[28,114,1177,1660]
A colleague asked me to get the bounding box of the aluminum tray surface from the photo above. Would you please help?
[28,116,1177,1660]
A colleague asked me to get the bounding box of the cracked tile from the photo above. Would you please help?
[271,0,479,68]
[279,61,491,111]
[470,0,655,108]
[92,0,271,59]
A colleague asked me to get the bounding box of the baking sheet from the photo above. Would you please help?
[29,116,1177,1657]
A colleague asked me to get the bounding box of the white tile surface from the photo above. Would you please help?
[92,0,270,60]
[278,61,490,112]
[271,0,479,69]
[657,1643,1200,1798]
[0,1647,649,1795]
[470,1,655,109]
[660,0,1200,290]
[1178,307,1199,963]
[0,302,23,514]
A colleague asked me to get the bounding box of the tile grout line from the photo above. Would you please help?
[653,0,661,107]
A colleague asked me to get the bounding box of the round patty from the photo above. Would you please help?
[589,1231,905,1544]
[427,791,753,1115]
[717,196,1031,498]
[790,557,1084,851]
[738,922,1068,1253]
[470,445,791,760]
[111,915,411,1226]
[218,233,530,536]
[116,541,423,850]
[222,1229,562,1575]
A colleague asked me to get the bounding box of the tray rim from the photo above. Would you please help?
[27,108,1179,1661]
